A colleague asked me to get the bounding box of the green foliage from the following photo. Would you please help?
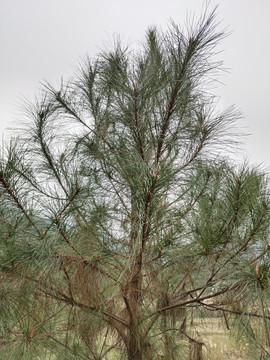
[1,6,270,360]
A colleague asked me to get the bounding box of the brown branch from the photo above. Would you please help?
[37,121,68,196]
[141,175,159,247]
[22,274,128,329]
[201,301,270,321]
[155,287,229,315]
[52,254,118,282]
[100,339,122,359]
[180,171,211,217]
[35,304,69,328]
[133,83,145,162]
[57,226,83,257]
[199,210,267,298]
[235,212,266,255]
[55,92,92,131]
[0,172,42,236]
[41,184,81,239]
[155,41,195,164]
[39,287,129,328]
[99,327,110,359]
[63,266,74,302]
[41,333,89,360]
[144,248,162,264]
[185,140,205,167]
[155,77,183,164]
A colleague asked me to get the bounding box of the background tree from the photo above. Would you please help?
[1,7,270,360]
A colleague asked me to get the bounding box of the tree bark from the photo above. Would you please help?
[189,339,202,360]
[124,254,144,360]
[127,327,143,360]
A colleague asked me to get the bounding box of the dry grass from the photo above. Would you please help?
[41,317,258,359]
[190,317,253,360]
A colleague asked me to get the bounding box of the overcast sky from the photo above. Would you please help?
[1,0,270,168]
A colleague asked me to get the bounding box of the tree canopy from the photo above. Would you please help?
[1,7,270,360]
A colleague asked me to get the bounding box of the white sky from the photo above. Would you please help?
[1,0,270,168]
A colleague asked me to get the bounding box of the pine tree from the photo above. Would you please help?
[1,7,270,360]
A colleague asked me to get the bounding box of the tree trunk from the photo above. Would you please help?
[128,337,143,360]
[125,256,143,360]
[125,201,145,360]
[189,339,202,360]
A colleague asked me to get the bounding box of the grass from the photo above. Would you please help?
[191,317,254,360]
[39,317,262,359]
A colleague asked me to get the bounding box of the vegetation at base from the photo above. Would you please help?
[1,5,270,360]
